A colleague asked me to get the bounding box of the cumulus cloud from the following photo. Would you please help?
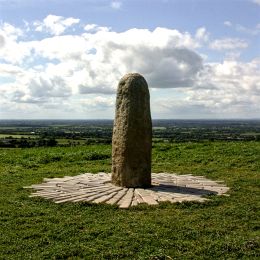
[0,65,72,105]
[0,23,24,62]
[0,23,34,64]
[84,24,98,32]
[84,24,111,33]
[27,75,71,99]
[33,15,80,36]
[0,22,206,114]
[0,22,23,40]
[153,59,260,118]
[0,16,259,118]
[190,60,260,115]
[195,27,209,42]
[144,47,203,88]
[0,63,22,75]
[209,38,248,51]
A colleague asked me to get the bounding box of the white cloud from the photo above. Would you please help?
[111,1,122,9]
[251,0,260,6]
[81,96,114,109]
[0,23,206,115]
[0,23,32,64]
[192,60,260,114]
[224,21,232,27]
[0,34,5,48]
[209,38,248,51]
[84,24,98,32]
[0,22,23,40]
[153,59,260,118]
[34,15,80,36]
[33,35,89,60]
[84,24,111,33]
[223,20,260,35]
[0,17,259,119]
[224,51,242,60]
[0,63,22,75]
[235,23,260,36]
[0,22,24,58]
[195,27,209,42]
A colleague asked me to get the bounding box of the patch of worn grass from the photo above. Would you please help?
[0,142,259,259]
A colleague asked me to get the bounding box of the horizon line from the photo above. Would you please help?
[1,118,260,121]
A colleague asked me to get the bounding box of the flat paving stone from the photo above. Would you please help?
[25,173,229,208]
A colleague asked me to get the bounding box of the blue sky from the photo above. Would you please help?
[0,0,259,119]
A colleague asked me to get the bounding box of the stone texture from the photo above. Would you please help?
[111,73,152,188]
[25,172,230,208]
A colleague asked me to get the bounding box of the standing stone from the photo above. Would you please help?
[112,73,152,188]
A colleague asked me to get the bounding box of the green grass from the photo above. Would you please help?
[56,138,86,145]
[0,142,259,259]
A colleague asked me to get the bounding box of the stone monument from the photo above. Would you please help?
[111,73,152,188]
[26,73,230,208]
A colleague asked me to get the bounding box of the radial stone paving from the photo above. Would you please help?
[25,173,229,208]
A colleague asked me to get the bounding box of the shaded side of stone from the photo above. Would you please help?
[111,73,152,188]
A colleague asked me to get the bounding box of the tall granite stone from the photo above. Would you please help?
[111,73,152,188]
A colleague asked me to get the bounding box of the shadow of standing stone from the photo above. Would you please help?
[111,73,152,188]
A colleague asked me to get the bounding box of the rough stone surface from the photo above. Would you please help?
[111,73,152,188]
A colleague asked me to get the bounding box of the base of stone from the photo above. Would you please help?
[24,173,229,209]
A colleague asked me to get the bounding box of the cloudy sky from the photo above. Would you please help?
[0,0,259,119]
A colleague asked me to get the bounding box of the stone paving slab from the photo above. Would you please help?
[24,173,230,208]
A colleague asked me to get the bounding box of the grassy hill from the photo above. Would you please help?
[0,141,259,259]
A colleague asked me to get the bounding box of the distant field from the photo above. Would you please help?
[0,134,39,138]
[241,132,260,136]
[0,141,259,259]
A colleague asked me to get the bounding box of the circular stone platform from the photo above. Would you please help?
[25,173,229,208]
